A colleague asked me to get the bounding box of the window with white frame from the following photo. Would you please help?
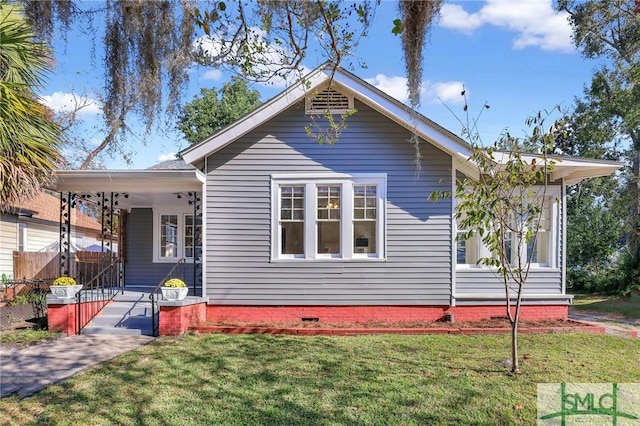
[154,212,201,262]
[272,174,386,261]
[455,214,480,266]
[18,223,27,252]
[525,196,554,266]
[454,184,559,268]
[280,185,305,256]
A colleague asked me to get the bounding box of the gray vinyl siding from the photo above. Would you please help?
[24,223,59,252]
[205,100,453,305]
[125,208,194,289]
[0,215,17,278]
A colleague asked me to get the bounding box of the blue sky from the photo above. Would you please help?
[40,0,603,169]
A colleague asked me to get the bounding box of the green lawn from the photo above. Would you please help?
[1,333,638,425]
[0,329,62,349]
[572,292,640,319]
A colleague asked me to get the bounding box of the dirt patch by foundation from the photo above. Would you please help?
[191,318,605,336]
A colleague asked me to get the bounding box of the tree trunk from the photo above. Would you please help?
[511,320,520,373]
[631,149,640,268]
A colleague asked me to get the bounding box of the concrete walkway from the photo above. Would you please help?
[569,308,640,338]
[0,334,154,398]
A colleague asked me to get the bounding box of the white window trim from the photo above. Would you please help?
[17,222,27,252]
[152,209,199,263]
[271,173,387,262]
[526,192,559,268]
[453,186,560,270]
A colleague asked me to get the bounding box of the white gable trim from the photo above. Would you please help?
[181,64,623,185]
[181,65,472,165]
[181,69,331,164]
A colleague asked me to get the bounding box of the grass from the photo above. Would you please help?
[0,329,62,348]
[572,292,640,319]
[1,333,638,425]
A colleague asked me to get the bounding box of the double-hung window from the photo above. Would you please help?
[154,212,201,262]
[454,184,559,269]
[272,174,386,261]
[455,213,480,266]
[525,196,555,267]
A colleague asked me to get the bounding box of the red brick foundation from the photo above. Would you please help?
[159,302,207,336]
[48,299,110,335]
[205,304,568,324]
[449,305,568,322]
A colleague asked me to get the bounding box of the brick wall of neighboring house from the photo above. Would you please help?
[11,191,102,238]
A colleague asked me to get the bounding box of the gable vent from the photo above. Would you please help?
[305,88,353,115]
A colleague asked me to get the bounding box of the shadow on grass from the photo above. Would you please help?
[1,333,639,425]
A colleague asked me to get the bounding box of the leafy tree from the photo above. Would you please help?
[566,177,624,271]
[0,2,62,211]
[554,100,625,280]
[21,1,442,168]
[178,77,261,145]
[435,102,558,373]
[558,0,640,277]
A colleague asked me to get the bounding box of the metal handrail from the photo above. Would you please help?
[150,258,186,337]
[75,258,123,334]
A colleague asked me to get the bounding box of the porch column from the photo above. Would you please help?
[59,192,76,277]
[189,191,202,296]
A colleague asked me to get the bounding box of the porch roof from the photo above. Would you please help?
[484,153,624,185]
[49,169,205,209]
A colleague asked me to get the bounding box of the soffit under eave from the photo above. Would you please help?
[559,165,623,185]
[50,172,204,194]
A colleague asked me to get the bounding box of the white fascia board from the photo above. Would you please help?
[492,153,622,184]
[52,169,205,193]
[181,70,331,164]
[329,71,473,160]
[182,65,474,166]
[453,156,480,180]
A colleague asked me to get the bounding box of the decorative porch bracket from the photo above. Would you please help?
[59,192,76,277]
[189,191,202,296]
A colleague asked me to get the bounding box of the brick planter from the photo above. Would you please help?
[47,295,111,335]
[158,297,207,336]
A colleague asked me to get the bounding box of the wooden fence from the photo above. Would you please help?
[12,251,117,282]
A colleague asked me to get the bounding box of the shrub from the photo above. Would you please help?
[163,278,186,288]
[52,276,77,286]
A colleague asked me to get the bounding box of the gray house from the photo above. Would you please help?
[51,65,621,324]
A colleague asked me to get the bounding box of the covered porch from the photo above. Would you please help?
[49,165,205,296]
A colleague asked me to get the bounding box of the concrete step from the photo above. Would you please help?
[101,301,152,317]
[114,292,152,303]
[90,314,152,329]
[79,290,156,336]
[81,326,152,336]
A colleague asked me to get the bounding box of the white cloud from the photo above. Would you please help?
[365,74,465,106]
[438,4,483,34]
[201,69,222,81]
[440,0,574,52]
[156,152,177,162]
[40,92,101,115]
[194,28,312,89]
[365,74,410,103]
[426,81,466,105]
